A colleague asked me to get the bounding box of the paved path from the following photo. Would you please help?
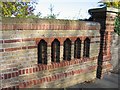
[67,73,119,89]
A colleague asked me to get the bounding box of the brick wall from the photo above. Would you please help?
[0,18,100,89]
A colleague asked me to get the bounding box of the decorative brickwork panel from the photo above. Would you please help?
[51,39,60,63]
[83,38,90,58]
[63,38,71,61]
[38,39,47,64]
[74,38,81,59]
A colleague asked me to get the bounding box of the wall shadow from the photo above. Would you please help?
[88,7,107,79]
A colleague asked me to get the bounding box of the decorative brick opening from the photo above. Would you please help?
[63,38,71,61]
[38,39,47,64]
[74,38,81,59]
[83,38,90,58]
[51,39,60,63]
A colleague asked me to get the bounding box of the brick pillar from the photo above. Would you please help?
[60,45,63,62]
[71,42,74,60]
[47,46,51,65]
[89,7,118,79]
[81,39,84,58]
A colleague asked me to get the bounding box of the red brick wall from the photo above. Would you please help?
[1,18,100,89]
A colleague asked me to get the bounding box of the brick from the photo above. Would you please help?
[38,65,42,71]
[46,77,49,82]
[64,61,67,66]
[0,49,4,52]
[26,69,29,74]
[29,80,33,85]
[49,77,52,82]
[64,73,67,77]
[13,68,18,71]
[55,63,58,68]
[26,81,30,87]
[51,64,55,69]
[15,85,19,89]
[0,40,3,44]
[16,72,19,76]
[51,75,54,81]
[23,82,27,88]
[38,79,42,84]
[0,74,2,80]
[36,67,39,72]
[4,39,21,43]
[22,69,25,74]
[54,75,57,80]
[4,74,7,79]
[42,78,45,82]
[7,72,13,79]
[43,65,47,70]
[19,83,23,88]
[28,46,37,49]
[33,80,37,85]
[12,72,15,77]
[22,46,27,49]
[72,71,74,75]
[19,70,22,75]
[48,65,52,70]
[5,47,21,52]
[22,38,35,42]
[33,67,36,72]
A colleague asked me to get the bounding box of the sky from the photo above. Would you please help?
[34,0,101,19]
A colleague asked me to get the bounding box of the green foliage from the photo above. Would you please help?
[44,4,60,19]
[0,1,40,18]
[99,0,120,35]
[114,13,120,35]
[105,0,119,8]
[99,0,120,9]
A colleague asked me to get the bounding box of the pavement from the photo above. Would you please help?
[67,72,119,89]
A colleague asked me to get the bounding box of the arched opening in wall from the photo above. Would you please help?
[63,38,71,61]
[38,39,47,64]
[51,39,60,63]
[74,38,81,59]
[83,38,90,58]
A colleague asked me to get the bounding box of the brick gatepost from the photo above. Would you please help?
[89,7,118,79]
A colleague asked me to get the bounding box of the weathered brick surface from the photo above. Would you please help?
[1,18,101,89]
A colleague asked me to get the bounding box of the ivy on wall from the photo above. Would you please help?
[114,13,120,36]
[99,0,120,35]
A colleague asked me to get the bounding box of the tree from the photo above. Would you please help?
[44,4,60,19]
[99,0,120,35]
[0,0,40,18]
[99,0,120,8]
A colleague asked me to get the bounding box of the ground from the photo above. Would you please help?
[67,72,119,89]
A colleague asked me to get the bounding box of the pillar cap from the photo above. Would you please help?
[88,7,118,15]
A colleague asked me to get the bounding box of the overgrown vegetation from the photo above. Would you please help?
[0,0,40,18]
[114,12,120,35]
[0,1,59,19]
[99,0,120,35]
[44,4,60,19]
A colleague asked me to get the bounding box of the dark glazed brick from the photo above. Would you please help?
[4,74,7,79]
[0,49,4,52]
